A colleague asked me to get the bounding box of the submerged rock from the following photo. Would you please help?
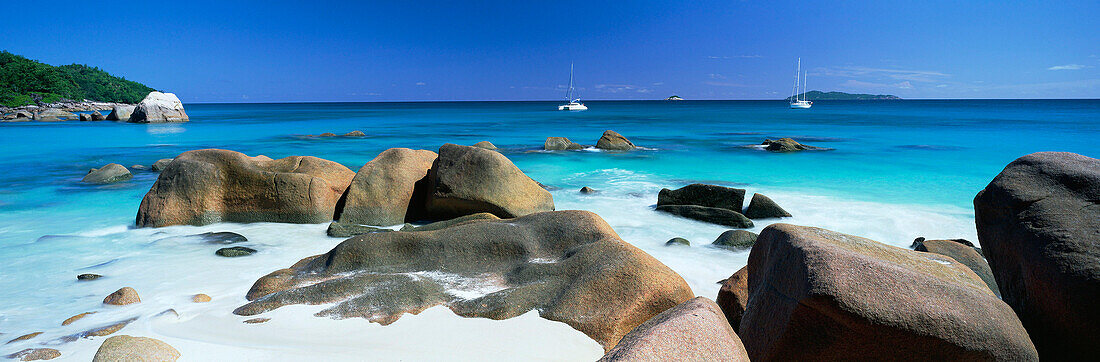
[761,138,823,152]
[715,266,748,332]
[739,224,1037,361]
[103,287,140,305]
[544,137,584,150]
[7,332,42,344]
[129,92,189,123]
[423,144,554,220]
[77,273,102,281]
[334,148,437,226]
[243,318,270,324]
[150,158,173,171]
[197,231,248,244]
[472,141,497,150]
[5,348,60,361]
[92,335,180,362]
[136,149,354,227]
[326,221,387,238]
[235,210,693,350]
[599,297,750,361]
[712,230,757,250]
[596,130,636,150]
[83,163,132,184]
[658,184,746,213]
[215,246,256,257]
[318,132,337,137]
[655,205,753,228]
[665,237,690,246]
[743,193,791,219]
[105,105,135,121]
[62,312,95,326]
[82,319,135,337]
[913,238,999,296]
[399,212,499,232]
[344,130,365,137]
[974,152,1100,359]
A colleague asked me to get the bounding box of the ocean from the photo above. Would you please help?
[0,100,1097,360]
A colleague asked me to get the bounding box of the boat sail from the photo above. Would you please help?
[558,63,588,111]
[790,58,812,109]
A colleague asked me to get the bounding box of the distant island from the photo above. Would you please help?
[665,95,683,101]
[0,51,156,107]
[785,91,901,101]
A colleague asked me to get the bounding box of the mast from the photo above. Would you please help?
[802,71,808,102]
[792,58,801,102]
[566,63,575,102]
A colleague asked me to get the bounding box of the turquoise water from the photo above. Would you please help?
[0,100,1097,358]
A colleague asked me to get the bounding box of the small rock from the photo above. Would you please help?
[472,141,497,150]
[655,205,754,228]
[5,348,60,361]
[78,273,102,281]
[761,138,823,152]
[665,237,690,246]
[197,231,248,244]
[744,193,791,219]
[544,137,584,150]
[192,294,212,303]
[243,318,270,324]
[712,230,758,250]
[103,287,141,305]
[579,186,596,194]
[216,246,257,257]
[595,130,636,150]
[90,110,105,121]
[326,221,387,238]
[82,163,133,184]
[92,335,180,362]
[62,312,95,326]
[318,132,337,137]
[344,130,365,137]
[150,158,173,171]
[6,332,42,344]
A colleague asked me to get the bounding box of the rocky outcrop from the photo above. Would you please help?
[715,266,748,332]
[580,186,596,194]
[92,335,180,362]
[657,184,746,212]
[5,348,60,361]
[326,221,387,237]
[760,138,823,152]
[712,230,757,250]
[740,224,1037,361]
[103,287,140,305]
[80,113,93,122]
[596,130,636,151]
[129,92,189,123]
[743,193,791,219]
[544,137,584,150]
[400,212,499,232]
[35,109,77,122]
[334,148,437,226]
[344,130,365,137]
[91,110,105,121]
[136,149,354,227]
[150,158,173,171]
[423,144,554,220]
[974,152,1100,359]
[472,141,497,150]
[913,238,999,296]
[105,105,135,121]
[599,297,750,361]
[82,164,132,184]
[655,205,753,228]
[235,210,693,350]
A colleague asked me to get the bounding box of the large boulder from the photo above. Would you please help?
[92,335,180,362]
[596,130,636,151]
[35,108,77,122]
[743,193,791,219]
[657,184,746,212]
[655,205,753,228]
[423,144,554,220]
[82,163,132,184]
[472,141,497,150]
[334,148,437,226]
[235,210,693,350]
[544,137,584,150]
[740,224,1037,361]
[129,92,189,123]
[974,152,1100,359]
[105,105,135,121]
[599,297,750,361]
[715,266,748,332]
[136,149,355,227]
[913,238,999,296]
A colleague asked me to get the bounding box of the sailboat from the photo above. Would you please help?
[558,63,587,111]
[790,58,812,109]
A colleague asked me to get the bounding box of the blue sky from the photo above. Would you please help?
[1,0,1097,102]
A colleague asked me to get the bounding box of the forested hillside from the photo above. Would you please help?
[0,51,156,107]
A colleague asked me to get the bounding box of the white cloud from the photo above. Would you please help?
[818,66,949,83]
[1047,64,1091,71]
[704,81,751,87]
[415,82,426,86]
[895,81,913,89]
[706,55,763,59]
[593,84,652,94]
[651,82,664,86]
[708,73,726,79]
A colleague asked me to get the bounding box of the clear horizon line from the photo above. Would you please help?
[185,97,1100,105]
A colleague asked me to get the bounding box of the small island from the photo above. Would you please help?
[0,51,154,107]
[665,95,683,101]
[785,91,901,101]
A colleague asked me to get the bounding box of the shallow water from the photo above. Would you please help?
[0,100,1097,359]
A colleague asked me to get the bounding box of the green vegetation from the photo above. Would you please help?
[0,51,156,107]
[785,91,901,101]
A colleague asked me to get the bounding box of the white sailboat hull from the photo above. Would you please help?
[790,101,812,109]
[558,102,587,111]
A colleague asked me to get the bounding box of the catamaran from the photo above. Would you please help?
[558,63,587,111]
[790,58,812,109]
